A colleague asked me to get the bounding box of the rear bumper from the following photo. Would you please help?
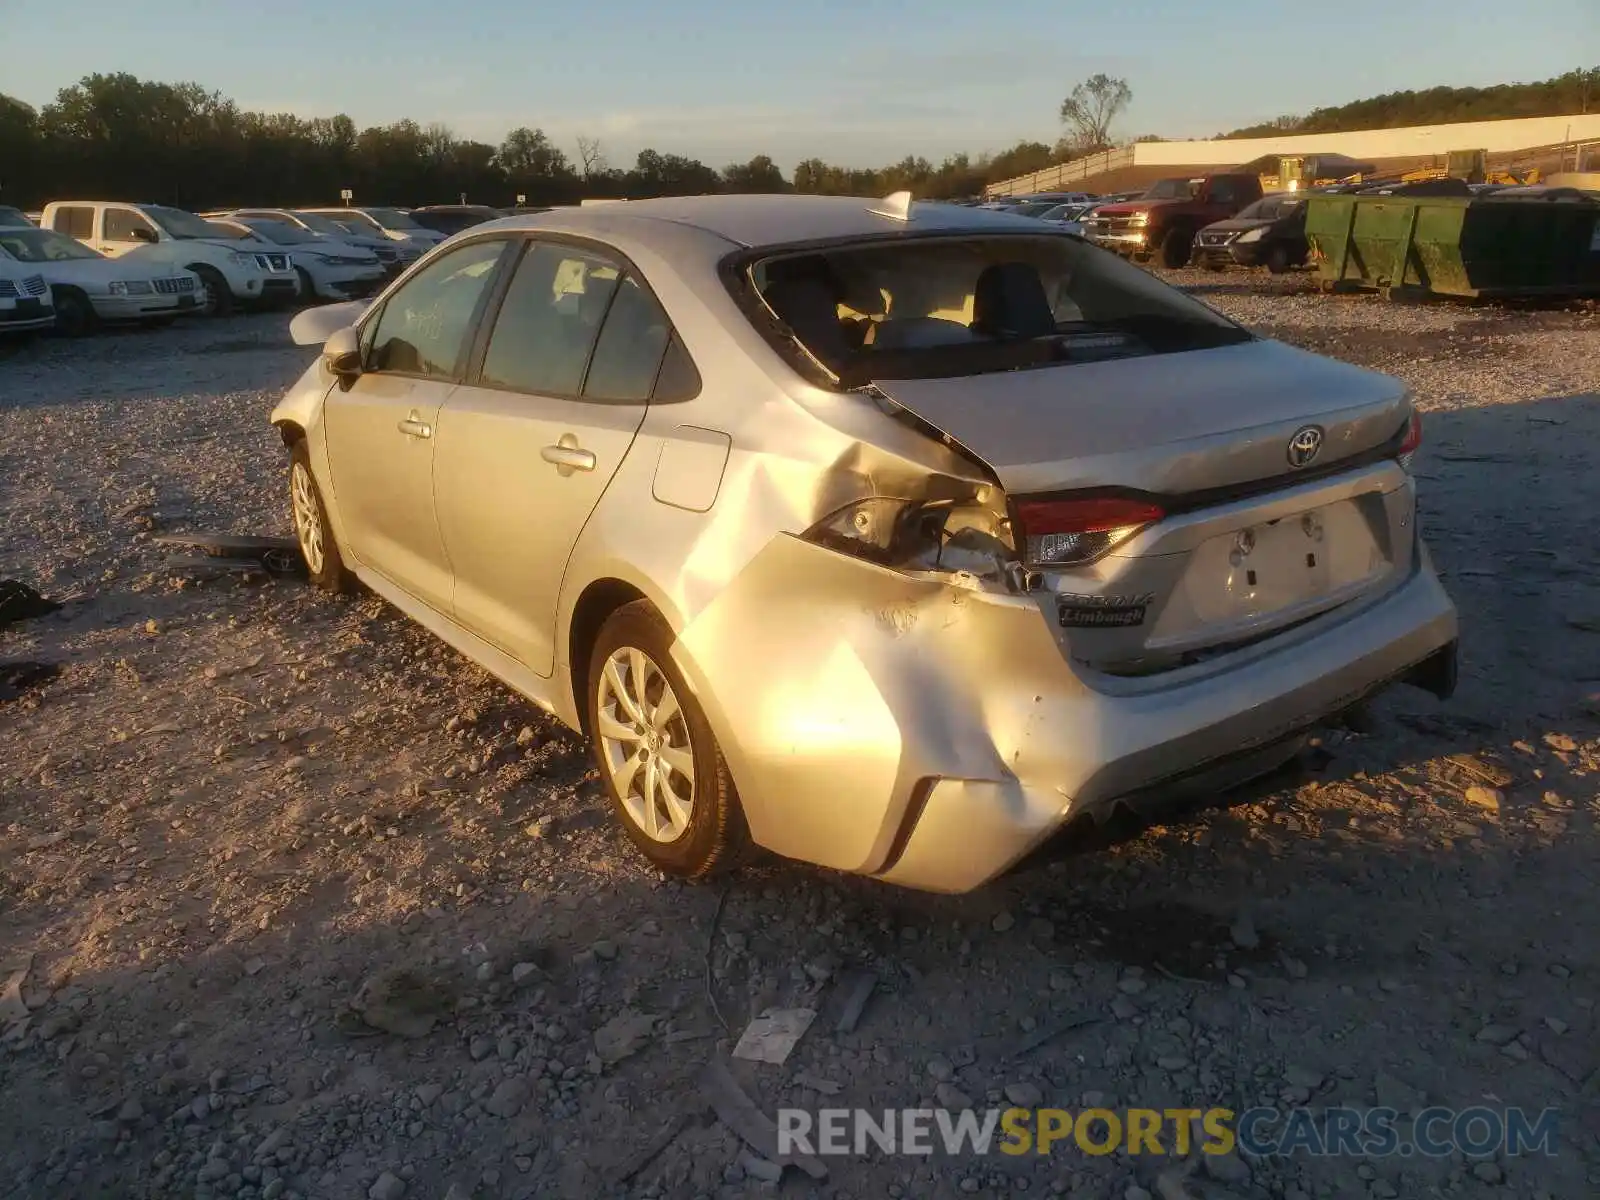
[674,536,1457,894]
[880,561,1456,892]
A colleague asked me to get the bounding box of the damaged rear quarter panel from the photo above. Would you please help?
[670,534,1086,874]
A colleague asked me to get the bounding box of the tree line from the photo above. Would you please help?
[1221,68,1598,140]
[0,73,1085,211]
[1,68,1591,213]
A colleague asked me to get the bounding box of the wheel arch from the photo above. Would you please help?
[49,284,96,335]
[565,577,651,736]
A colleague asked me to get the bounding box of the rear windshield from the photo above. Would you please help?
[1236,196,1302,221]
[740,234,1251,386]
[1142,179,1200,200]
[364,207,422,230]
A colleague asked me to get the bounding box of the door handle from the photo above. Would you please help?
[541,439,596,473]
[397,414,433,439]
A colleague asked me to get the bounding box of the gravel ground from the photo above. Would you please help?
[2,274,1599,1200]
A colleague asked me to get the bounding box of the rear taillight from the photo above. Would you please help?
[1014,496,1164,567]
[1398,411,1422,470]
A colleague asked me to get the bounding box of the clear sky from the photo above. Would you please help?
[3,0,1591,169]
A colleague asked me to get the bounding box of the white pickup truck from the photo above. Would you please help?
[39,201,300,315]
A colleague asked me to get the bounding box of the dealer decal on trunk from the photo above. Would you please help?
[1056,591,1156,629]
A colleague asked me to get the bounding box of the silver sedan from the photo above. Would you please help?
[273,193,1458,893]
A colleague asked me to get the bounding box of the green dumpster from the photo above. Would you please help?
[1304,190,1600,300]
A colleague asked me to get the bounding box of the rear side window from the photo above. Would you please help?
[582,275,672,403]
[651,334,701,402]
[479,243,621,396]
[52,206,95,239]
[366,239,506,379]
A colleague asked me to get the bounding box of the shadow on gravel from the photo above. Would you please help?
[1175,274,1317,298]
[3,395,1599,1199]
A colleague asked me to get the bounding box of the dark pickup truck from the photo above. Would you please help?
[1082,173,1264,268]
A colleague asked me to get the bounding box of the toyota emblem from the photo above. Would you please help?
[1287,425,1324,469]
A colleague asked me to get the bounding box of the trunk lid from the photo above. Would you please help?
[869,338,1409,498]
[871,340,1416,673]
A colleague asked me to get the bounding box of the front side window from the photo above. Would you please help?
[478,243,621,396]
[366,239,507,379]
[104,208,160,243]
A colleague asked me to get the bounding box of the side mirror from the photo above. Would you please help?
[289,299,368,346]
[322,325,362,381]
[131,227,158,244]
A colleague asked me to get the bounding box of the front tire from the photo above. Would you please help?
[1265,244,1292,275]
[52,287,97,337]
[295,266,319,306]
[1159,227,1192,269]
[586,601,745,880]
[289,442,352,593]
[191,265,233,317]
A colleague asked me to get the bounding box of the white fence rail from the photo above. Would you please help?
[983,148,1135,197]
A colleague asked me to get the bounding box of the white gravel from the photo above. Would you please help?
[2,282,1599,1200]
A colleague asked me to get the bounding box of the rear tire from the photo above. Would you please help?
[51,287,97,337]
[192,265,233,317]
[586,601,746,881]
[288,441,352,593]
[1159,227,1192,269]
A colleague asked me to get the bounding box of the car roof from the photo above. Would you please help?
[469,193,1053,252]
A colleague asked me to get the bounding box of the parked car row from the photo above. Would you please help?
[0,200,486,337]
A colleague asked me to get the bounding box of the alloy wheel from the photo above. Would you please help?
[290,461,326,575]
[595,646,696,842]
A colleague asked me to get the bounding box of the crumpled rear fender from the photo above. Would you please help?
[671,534,1080,875]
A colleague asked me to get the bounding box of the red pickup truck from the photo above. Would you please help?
[1081,173,1264,268]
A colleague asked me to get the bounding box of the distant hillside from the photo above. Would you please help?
[1221,68,1597,139]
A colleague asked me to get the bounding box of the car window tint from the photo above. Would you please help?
[104,208,158,242]
[479,243,620,395]
[651,333,701,402]
[582,275,671,403]
[367,239,505,379]
[54,206,95,239]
